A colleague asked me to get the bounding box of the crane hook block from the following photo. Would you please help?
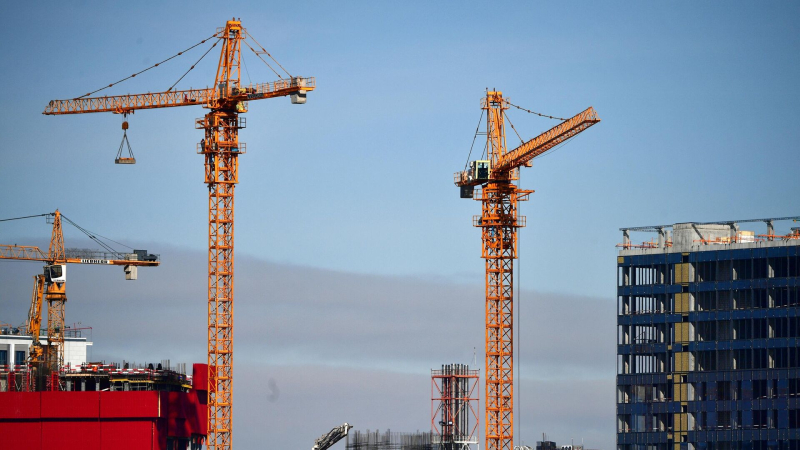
[116,129,136,164]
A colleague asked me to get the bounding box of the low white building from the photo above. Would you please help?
[0,332,92,369]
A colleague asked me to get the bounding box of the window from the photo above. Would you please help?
[15,351,25,366]
[0,350,6,366]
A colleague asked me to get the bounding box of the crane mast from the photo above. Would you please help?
[45,210,67,372]
[27,274,46,366]
[480,92,523,450]
[204,19,243,450]
[455,91,599,450]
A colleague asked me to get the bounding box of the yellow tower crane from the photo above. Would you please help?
[455,91,599,450]
[43,19,315,450]
[0,210,160,379]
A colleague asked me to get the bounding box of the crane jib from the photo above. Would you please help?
[43,77,315,115]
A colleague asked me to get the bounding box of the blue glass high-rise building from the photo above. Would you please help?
[616,219,800,450]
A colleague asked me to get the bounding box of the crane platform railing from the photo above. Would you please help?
[196,142,247,154]
[472,215,527,228]
[43,76,316,115]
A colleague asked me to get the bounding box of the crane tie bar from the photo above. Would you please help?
[506,101,567,121]
[0,213,51,222]
[167,39,219,92]
[245,30,292,79]
[76,32,222,99]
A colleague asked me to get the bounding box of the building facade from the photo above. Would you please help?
[0,330,91,373]
[617,220,800,450]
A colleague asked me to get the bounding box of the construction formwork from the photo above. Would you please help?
[616,218,800,450]
[431,364,479,450]
[346,430,436,450]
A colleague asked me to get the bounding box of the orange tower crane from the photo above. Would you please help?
[24,274,46,366]
[454,91,599,450]
[42,19,315,450]
[0,210,160,373]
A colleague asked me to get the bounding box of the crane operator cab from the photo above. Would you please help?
[44,264,66,283]
[471,160,491,181]
[460,160,491,198]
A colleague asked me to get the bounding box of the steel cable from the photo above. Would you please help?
[506,101,567,121]
[166,39,220,92]
[76,32,221,99]
[61,215,134,253]
[242,39,284,80]
[463,110,485,172]
[0,213,50,222]
[245,31,292,78]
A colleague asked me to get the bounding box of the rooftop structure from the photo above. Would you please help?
[0,327,91,378]
[616,217,800,450]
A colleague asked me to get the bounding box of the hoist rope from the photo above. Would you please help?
[516,212,522,444]
[534,134,578,161]
[245,31,292,78]
[506,101,567,121]
[166,38,219,92]
[242,39,284,80]
[463,110,485,171]
[76,32,221,99]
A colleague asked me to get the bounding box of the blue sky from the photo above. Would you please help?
[1,2,799,449]
[2,2,799,293]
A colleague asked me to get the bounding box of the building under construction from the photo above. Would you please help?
[0,346,207,449]
[346,429,436,450]
[617,217,800,450]
[431,364,479,450]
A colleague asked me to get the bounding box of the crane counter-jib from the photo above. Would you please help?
[42,77,316,115]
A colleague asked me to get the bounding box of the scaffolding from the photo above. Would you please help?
[431,364,479,450]
[346,430,436,450]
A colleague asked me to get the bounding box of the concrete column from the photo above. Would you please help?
[8,343,14,369]
[658,228,666,248]
[623,229,631,248]
[766,220,774,241]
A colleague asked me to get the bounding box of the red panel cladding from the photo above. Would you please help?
[101,391,160,418]
[0,422,42,450]
[165,391,206,438]
[101,420,156,450]
[0,392,40,418]
[42,421,101,450]
[192,363,208,392]
[41,391,99,418]
[194,390,208,436]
